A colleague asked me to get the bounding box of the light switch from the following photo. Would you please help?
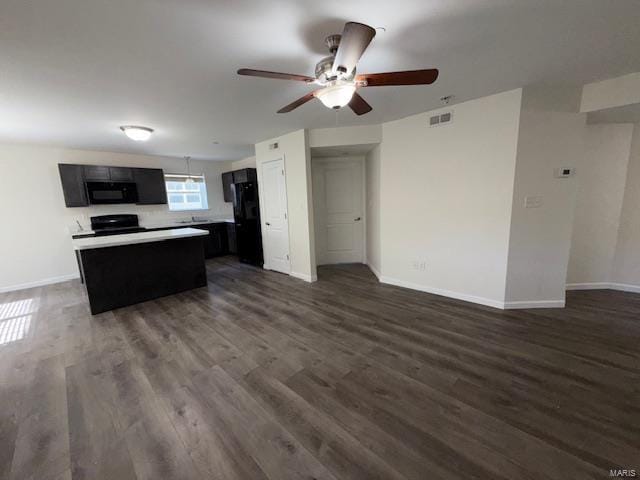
[524,195,543,208]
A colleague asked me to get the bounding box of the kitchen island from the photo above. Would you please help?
[73,228,209,314]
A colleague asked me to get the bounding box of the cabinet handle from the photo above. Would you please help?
[354,217,361,222]
[265,222,271,226]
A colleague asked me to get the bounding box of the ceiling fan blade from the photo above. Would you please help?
[356,69,439,87]
[348,92,372,116]
[331,22,376,76]
[277,91,318,113]
[237,68,315,83]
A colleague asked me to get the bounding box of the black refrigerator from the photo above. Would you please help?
[232,180,263,266]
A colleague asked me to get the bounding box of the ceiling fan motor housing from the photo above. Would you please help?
[324,34,341,54]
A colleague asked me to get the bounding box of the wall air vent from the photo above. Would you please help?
[429,111,453,128]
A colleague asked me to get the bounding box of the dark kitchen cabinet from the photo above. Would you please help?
[59,163,167,207]
[58,164,89,207]
[226,223,237,254]
[109,167,134,181]
[221,172,234,203]
[222,168,257,203]
[134,168,167,205]
[232,168,257,184]
[83,165,111,181]
[84,165,134,182]
[204,224,227,258]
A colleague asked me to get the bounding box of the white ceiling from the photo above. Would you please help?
[1,0,639,161]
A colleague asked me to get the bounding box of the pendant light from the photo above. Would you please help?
[184,156,194,184]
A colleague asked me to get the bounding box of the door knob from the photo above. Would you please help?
[354,217,361,221]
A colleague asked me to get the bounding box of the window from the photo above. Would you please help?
[164,174,209,211]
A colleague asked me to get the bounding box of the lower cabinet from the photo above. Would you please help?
[150,223,232,259]
[203,224,227,258]
[226,223,237,254]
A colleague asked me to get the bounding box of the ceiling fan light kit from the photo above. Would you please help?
[237,21,439,116]
[315,81,357,109]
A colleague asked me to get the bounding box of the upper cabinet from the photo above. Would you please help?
[58,163,168,207]
[232,168,257,184]
[59,164,89,207]
[221,168,257,203]
[109,167,134,182]
[134,168,167,205]
[221,172,234,202]
[84,165,134,182]
[83,165,111,182]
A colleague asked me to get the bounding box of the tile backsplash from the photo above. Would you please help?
[65,204,233,234]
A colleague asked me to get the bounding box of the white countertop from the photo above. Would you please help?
[72,227,209,250]
[71,218,234,236]
[144,218,235,229]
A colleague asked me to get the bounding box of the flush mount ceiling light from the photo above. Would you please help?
[315,81,356,109]
[120,125,154,141]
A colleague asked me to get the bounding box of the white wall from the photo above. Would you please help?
[378,89,523,308]
[612,123,640,289]
[308,125,382,149]
[365,145,381,277]
[0,143,233,292]
[231,156,256,170]
[255,130,316,281]
[567,124,633,286]
[504,87,586,307]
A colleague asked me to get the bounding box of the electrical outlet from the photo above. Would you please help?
[412,260,427,271]
[524,195,543,209]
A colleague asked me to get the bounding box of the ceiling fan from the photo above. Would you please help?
[237,21,439,116]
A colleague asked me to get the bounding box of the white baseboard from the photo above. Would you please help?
[566,282,611,290]
[0,273,79,294]
[378,275,506,309]
[290,271,318,283]
[610,282,640,293]
[566,282,640,294]
[502,299,566,309]
[367,262,382,280]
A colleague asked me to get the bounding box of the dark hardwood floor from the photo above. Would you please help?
[0,257,638,480]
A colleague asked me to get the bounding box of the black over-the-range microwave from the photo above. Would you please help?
[85,181,139,204]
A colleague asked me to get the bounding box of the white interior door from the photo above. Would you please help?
[312,158,365,265]
[260,158,291,274]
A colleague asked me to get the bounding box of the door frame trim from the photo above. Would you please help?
[311,156,367,265]
[257,155,291,274]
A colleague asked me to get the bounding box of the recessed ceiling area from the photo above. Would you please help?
[587,103,640,125]
[1,0,639,160]
[311,144,378,158]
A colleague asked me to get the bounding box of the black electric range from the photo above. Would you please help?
[73,214,147,238]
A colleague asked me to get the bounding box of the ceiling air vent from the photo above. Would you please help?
[429,111,453,128]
